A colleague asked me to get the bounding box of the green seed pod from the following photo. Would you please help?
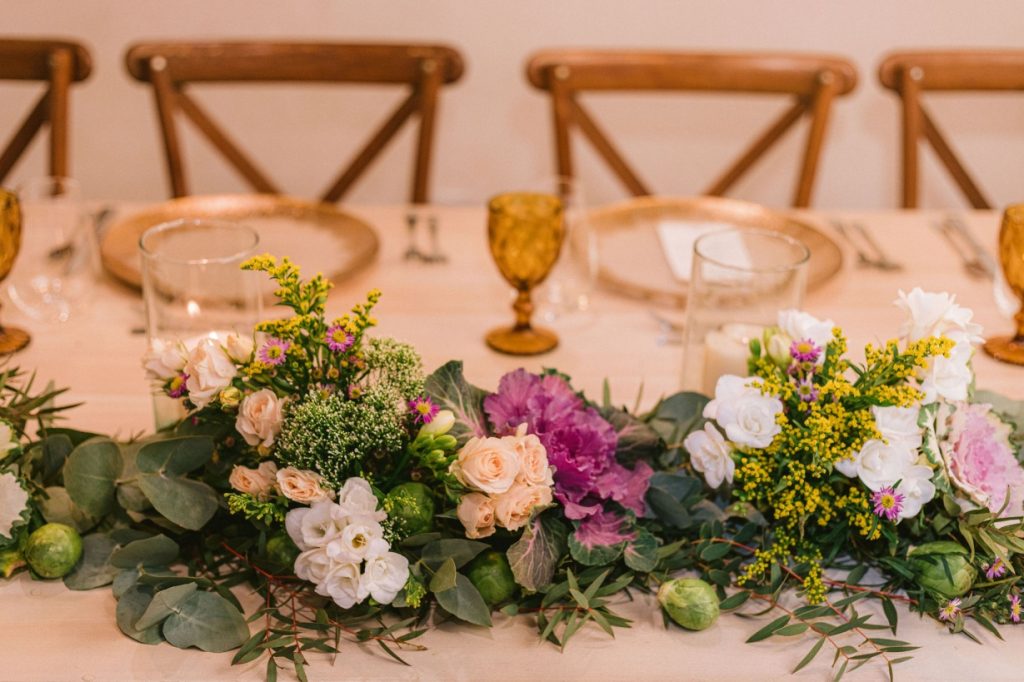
[908,541,977,598]
[466,550,516,606]
[385,482,436,536]
[24,523,83,579]
[658,578,720,631]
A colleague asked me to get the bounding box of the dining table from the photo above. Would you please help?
[1,202,1022,681]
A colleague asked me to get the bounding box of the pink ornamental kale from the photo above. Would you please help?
[484,369,653,520]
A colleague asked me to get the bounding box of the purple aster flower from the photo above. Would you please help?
[408,396,439,424]
[167,372,188,399]
[789,338,821,364]
[795,376,819,403]
[1011,595,1021,624]
[258,337,291,366]
[938,598,962,622]
[871,486,904,522]
[325,324,354,353]
[985,557,1008,580]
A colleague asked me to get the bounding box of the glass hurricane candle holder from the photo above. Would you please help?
[681,228,809,394]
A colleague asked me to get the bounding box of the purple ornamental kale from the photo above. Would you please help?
[484,369,652,520]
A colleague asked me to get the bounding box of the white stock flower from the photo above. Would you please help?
[183,338,237,408]
[704,375,783,449]
[854,439,917,491]
[235,389,285,448]
[326,522,385,562]
[0,472,29,539]
[142,338,188,382]
[292,500,348,549]
[335,477,386,522]
[683,423,735,488]
[293,547,332,585]
[895,465,937,521]
[918,341,973,404]
[873,406,923,451]
[894,288,983,345]
[359,551,410,605]
[321,560,364,608]
[777,310,835,360]
[224,332,255,364]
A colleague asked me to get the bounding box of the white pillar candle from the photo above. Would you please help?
[701,323,765,395]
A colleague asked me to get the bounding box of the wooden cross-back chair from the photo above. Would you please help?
[526,50,857,207]
[124,42,464,203]
[878,50,1024,209]
[0,39,92,183]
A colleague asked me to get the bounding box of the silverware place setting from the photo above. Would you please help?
[830,219,903,271]
[932,214,998,280]
[404,210,447,263]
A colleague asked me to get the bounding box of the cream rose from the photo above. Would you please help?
[228,460,278,500]
[456,492,496,539]
[683,422,735,489]
[451,436,520,494]
[183,338,238,408]
[493,483,553,531]
[507,425,553,487]
[142,338,188,382]
[235,389,285,448]
[276,467,334,504]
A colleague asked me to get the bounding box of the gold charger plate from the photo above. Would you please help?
[590,195,843,308]
[101,194,380,291]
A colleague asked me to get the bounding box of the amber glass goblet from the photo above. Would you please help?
[485,192,565,355]
[984,204,1024,364]
[0,190,30,354]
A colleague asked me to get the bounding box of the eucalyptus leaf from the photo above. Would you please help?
[63,438,122,517]
[40,486,98,533]
[116,481,151,513]
[136,436,214,475]
[63,533,118,590]
[135,583,198,630]
[39,434,73,484]
[434,573,492,627]
[110,534,179,569]
[116,585,163,644]
[507,513,568,591]
[421,538,488,571]
[162,591,249,653]
[137,474,218,531]
[113,568,141,599]
[429,557,458,593]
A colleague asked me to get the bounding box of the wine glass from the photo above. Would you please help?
[0,190,30,353]
[485,192,565,355]
[983,204,1024,364]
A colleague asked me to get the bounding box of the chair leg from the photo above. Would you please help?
[411,60,442,204]
[792,72,838,208]
[920,108,991,210]
[48,48,72,178]
[899,67,922,209]
[0,94,48,184]
[150,57,188,198]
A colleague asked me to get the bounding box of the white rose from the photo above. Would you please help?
[326,522,385,562]
[359,551,410,605]
[894,288,983,345]
[873,406,923,451]
[228,461,278,500]
[895,465,937,521]
[235,389,284,449]
[777,309,835,359]
[419,409,455,436]
[707,376,783,449]
[224,333,255,364]
[142,338,188,382]
[183,338,238,408]
[294,500,347,549]
[918,340,973,404]
[855,439,916,491]
[834,450,859,478]
[451,436,520,494]
[493,483,553,531]
[294,547,332,584]
[0,472,29,539]
[335,477,386,522]
[321,560,364,608]
[276,467,333,504]
[683,423,735,488]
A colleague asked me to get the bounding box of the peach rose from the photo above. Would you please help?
[276,467,334,504]
[493,483,553,531]
[236,389,285,448]
[228,460,278,500]
[456,492,496,539]
[451,436,519,495]
[506,425,554,487]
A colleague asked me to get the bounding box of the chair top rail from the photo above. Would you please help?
[879,50,1024,91]
[0,38,92,81]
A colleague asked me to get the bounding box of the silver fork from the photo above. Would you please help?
[830,220,902,271]
[934,215,996,280]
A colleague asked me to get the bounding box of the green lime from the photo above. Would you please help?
[385,482,435,537]
[467,550,516,606]
[658,578,720,631]
[25,523,83,579]
[264,533,300,569]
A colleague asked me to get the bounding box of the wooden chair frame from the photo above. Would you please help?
[526,50,857,207]
[124,42,464,202]
[0,39,92,183]
[878,50,1024,209]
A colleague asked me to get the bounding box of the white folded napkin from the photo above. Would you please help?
[656,220,750,281]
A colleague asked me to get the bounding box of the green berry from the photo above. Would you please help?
[385,482,436,536]
[658,578,720,631]
[25,523,83,579]
[467,550,516,606]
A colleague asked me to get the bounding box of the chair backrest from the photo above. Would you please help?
[124,41,464,202]
[526,50,857,208]
[0,38,92,183]
[878,50,1024,209]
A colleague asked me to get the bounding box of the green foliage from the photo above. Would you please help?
[423,361,488,444]
[507,513,568,592]
[225,493,287,525]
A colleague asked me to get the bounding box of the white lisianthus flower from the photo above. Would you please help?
[359,551,410,605]
[142,338,188,382]
[683,423,735,488]
[918,340,973,404]
[290,500,347,549]
[777,309,835,361]
[419,409,455,436]
[0,471,29,540]
[321,560,364,608]
[293,547,332,585]
[705,375,783,449]
[235,389,285,448]
[895,465,937,521]
[895,288,983,345]
[327,522,385,562]
[183,338,238,408]
[873,406,923,451]
[335,477,387,522]
[834,452,859,478]
[855,439,917,491]
[224,332,255,364]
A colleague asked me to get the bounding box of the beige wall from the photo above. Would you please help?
[2,0,1023,208]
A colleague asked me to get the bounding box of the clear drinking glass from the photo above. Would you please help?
[140,219,261,427]
[681,229,810,394]
[533,176,597,321]
[7,176,95,322]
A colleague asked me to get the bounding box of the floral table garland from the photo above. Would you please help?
[1,256,1022,680]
